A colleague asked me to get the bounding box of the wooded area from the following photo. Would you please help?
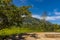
[0,0,60,36]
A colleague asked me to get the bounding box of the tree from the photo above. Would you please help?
[53,24,59,32]
[10,6,32,26]
[41,11,47,21]
[0,0,12,4]
[0,0,32,29]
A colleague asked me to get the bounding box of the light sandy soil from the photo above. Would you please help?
[25,32,60,40]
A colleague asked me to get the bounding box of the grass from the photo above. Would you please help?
[0,26,43,36]
[0,26,32,36]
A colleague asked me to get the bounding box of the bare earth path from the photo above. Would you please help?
[25,32,60,40]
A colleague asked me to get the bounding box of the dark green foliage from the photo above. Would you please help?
[0,13,9,29]
[21,17,55,32]
[0,0,60,33]
[0,0,31,29]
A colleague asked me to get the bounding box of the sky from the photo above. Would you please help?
[13,0,60,24]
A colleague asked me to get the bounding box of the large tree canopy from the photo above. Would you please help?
[0,0,32,29]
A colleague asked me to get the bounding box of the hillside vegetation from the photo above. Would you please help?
[0,0,60,36]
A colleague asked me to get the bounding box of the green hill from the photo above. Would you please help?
[21,17,54,32]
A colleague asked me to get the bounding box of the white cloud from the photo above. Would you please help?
[46,16,56,20]
[32,9,60,21]
[46,16,60,20]
[54,9,60,15]
[55,12,60,15]
[32,15,60,21]
[32,15,40,19]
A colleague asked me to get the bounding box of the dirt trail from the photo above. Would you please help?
[25,32,60,40]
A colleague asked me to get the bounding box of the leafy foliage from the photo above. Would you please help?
[0,26,31,36]
[0,0,31,29]
[0,0,60,36]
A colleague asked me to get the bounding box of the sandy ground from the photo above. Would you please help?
[25,32,60,40]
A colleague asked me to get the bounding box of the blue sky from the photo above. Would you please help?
[13,0,60,24]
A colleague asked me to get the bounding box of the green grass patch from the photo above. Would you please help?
[0,26,32,36]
